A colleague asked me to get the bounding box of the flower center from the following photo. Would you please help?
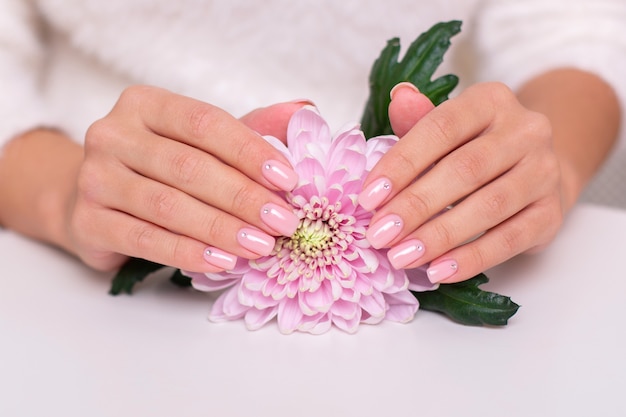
[272,196,357,279]
[292,219,332,258]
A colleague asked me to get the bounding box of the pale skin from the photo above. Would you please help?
[0,68,620,285]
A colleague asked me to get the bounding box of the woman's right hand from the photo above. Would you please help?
[69,85,306,272]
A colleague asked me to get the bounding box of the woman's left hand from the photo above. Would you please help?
[359,82,564,284]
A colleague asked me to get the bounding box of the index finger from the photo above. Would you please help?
[359,83,510,211]
[113,85,297,192]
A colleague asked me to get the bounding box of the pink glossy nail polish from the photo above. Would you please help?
[237,227,276,257]
[203,247,237,270]
[427,259,458,283]
[366,214,403,249]
[387,239,425,269]
[358,177,392,211]
[262,159,299,191]
[260,203,300,237]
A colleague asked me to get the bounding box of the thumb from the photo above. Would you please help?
[240,99,314,143]
[388,83,435,137]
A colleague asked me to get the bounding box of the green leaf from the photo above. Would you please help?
[360,20,461,138]
[413,274,520,326]
[169,269,192,288]
[109,257,166,295]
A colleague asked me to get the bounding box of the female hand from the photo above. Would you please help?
[359,82,563,284]
[69,85,306,272]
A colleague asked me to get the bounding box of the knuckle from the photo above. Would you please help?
[230,182,258,215]
[403,187,433,218]
[118,85,153,108]
[426,110,458,147]
[499,224,524,255]
[170,150,203,185]
[201,213,228,242]
[392,149,422,179]
[524,110,553,142]
[431,219,457,249]
[75,162,104,205]
[187,103,220,139]
[450,149,487,185]
[483,190,509,219]
[128,223,157,252]
[84,118,116,153]
[167,235,191,267]
[147,188,180,221]
[467,245,490,273]
[487,82,515,103]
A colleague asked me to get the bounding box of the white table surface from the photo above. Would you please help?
[1,203,625,417]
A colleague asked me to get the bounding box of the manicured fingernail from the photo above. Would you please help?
[203,247,237,270]
[366,214,403,249]
[262,159,299,191]
[387,239,425,269]
[288,98,316,105]
[390,82,420,100]
[260,203,300,236]
[358,177,392,211]
[237,227,275,256]
[427,259,458,283]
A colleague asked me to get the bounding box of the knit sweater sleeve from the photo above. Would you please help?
[0,0,54,149]
[475,0,626,148]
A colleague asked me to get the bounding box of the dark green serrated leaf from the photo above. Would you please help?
[413,274,520,326]
[360,20,461,138]
[109,257,166,295]
[169,269,192,288]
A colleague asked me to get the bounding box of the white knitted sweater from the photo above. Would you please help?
[2,0,626,205]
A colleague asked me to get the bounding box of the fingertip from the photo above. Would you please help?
[390,82,420,100]
[389,83,435,137]
[240,99,314,142]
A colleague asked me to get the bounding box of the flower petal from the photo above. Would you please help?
[187,271,239,292]
[209,287,248,322]
[245,306,278,330]
[331,310,362,334]
[359,290,386,320]
[287,106,331,161]
[277,298,304,334]
[406,266,439,292]
[364,135,398,171]
[383,291,419,323]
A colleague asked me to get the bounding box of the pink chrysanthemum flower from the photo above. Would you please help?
[186,106,437,334]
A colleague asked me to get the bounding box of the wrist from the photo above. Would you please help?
[0,129,83,252]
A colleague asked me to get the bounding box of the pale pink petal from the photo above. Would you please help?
[353,274,373,296]
[331,311,362,334]
[277,297,304,334]
[364,135,398,170]
[406,266,439,292]
[296,312,327,333]
[287,106,331,160]
[329,298,358,320]
[328,148,367,178]
[306,315,333,335]
[383,291,419,323]
[242,270,270,292]
[300,280,334,315]
[295,157,325,185]
[245,306,278,330]
[262,134,296,166]
[209,287,248,322]
[239,283,279,310]
[188,272,239,292]
[358,290,386,320]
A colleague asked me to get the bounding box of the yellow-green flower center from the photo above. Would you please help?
[272,197,356,280]
[291,219,332,258]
